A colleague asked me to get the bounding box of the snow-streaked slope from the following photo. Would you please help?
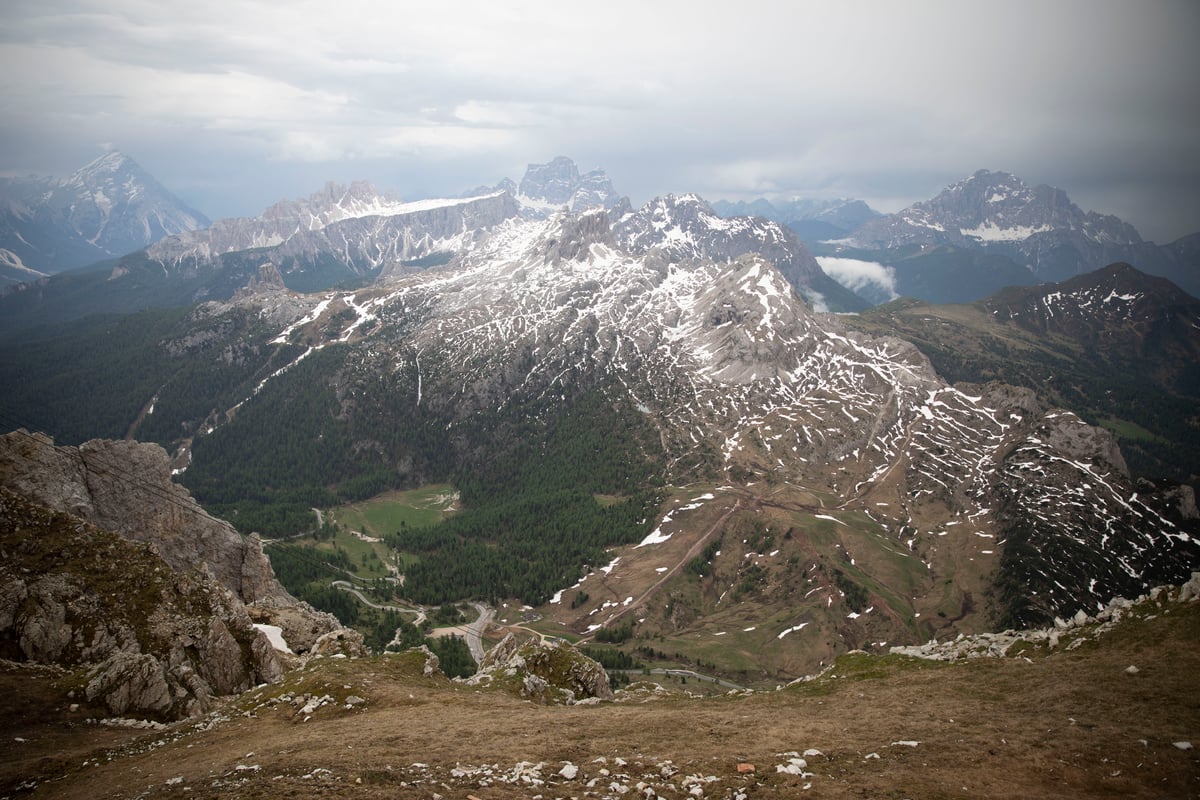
[613,194,867,312]
[216,209,1196,627]
[147,182,514,271]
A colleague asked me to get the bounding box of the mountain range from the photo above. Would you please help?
[808,169,1200,303]
[0,157,869,336]
[2,199,1197,683]
[0,152,209,285]
[3,157,1195,327]
[0,155,1197,685]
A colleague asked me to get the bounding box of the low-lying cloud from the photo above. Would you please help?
[815,257,898,304]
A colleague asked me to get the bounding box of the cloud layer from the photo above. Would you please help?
[2,1,1197,241]
[815,257,899,304]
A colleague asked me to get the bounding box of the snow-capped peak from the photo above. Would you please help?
[513,157,628,218]
[846,168,1145,276]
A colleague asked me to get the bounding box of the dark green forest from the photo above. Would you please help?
[235,540,476,673]
[175,335,665,604]
[0,306,299,446]
[0,295,667,609]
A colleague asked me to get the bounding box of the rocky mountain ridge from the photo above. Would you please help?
[712,196,880,241]
[144,184,519,290]
[985,261,1200,342]
[152,208,1200,665]
[612,193,867,311]
[832,169,1199,299]
[0,156,870,334]
[850,169,1141,252]
[0,152,209,282]
[142,156,631,288]
[845,262,1200,482]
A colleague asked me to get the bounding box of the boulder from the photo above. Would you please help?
[467,633,612,703]
[310,628,368,658]
[86,651,173,716]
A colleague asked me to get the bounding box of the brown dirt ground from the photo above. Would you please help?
[3,599,1198,800]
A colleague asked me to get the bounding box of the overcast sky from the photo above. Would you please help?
[1,1,1197,242]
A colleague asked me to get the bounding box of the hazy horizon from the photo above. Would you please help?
[2,1,1197,242]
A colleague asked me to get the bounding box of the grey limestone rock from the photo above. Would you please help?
[471,633,612,703]
[309,627,368,658]
[517,157,628,216]
[0,436,339,719]
[86,651,174,716]
[0,431,293,606]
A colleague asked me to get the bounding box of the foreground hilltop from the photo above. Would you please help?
[3,577,1198,798]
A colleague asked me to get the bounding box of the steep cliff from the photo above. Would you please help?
[0,430,342,718]
[0,487,280,719]
[0,430,287,605]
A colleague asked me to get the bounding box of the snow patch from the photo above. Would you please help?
[777,622,809,639]
[961,221,1053,241]
[253,623,293,654]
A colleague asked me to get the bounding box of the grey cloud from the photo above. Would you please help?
[1,0,1197,241]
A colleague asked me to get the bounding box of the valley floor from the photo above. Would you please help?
[3,597,1198,800]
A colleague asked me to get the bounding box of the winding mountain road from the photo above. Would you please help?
[431,603,494,663]
[331,580,426,626]
[464,603,494,663]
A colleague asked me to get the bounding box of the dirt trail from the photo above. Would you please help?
[586,499,741,638]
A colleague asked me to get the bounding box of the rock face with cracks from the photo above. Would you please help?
[0,431,286,606]
[0,431,344,719]
[0,487,282,719]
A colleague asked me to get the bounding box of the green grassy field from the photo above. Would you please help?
[279,485,460,584]
[1101,416,1167,443]
[330,484,458,538]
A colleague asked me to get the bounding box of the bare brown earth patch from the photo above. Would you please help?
[3,599,1198,799]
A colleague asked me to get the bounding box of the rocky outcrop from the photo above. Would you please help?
[245,597,342,656]
[0,488,282,718]
[0,430,291,606]
[541,207,615,263]
[890,574,1200,662]
[612,193,866,311]
[231,261,288,300]
[464,633,612,704]
[0,430,344,718]
[309,628,368,658]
